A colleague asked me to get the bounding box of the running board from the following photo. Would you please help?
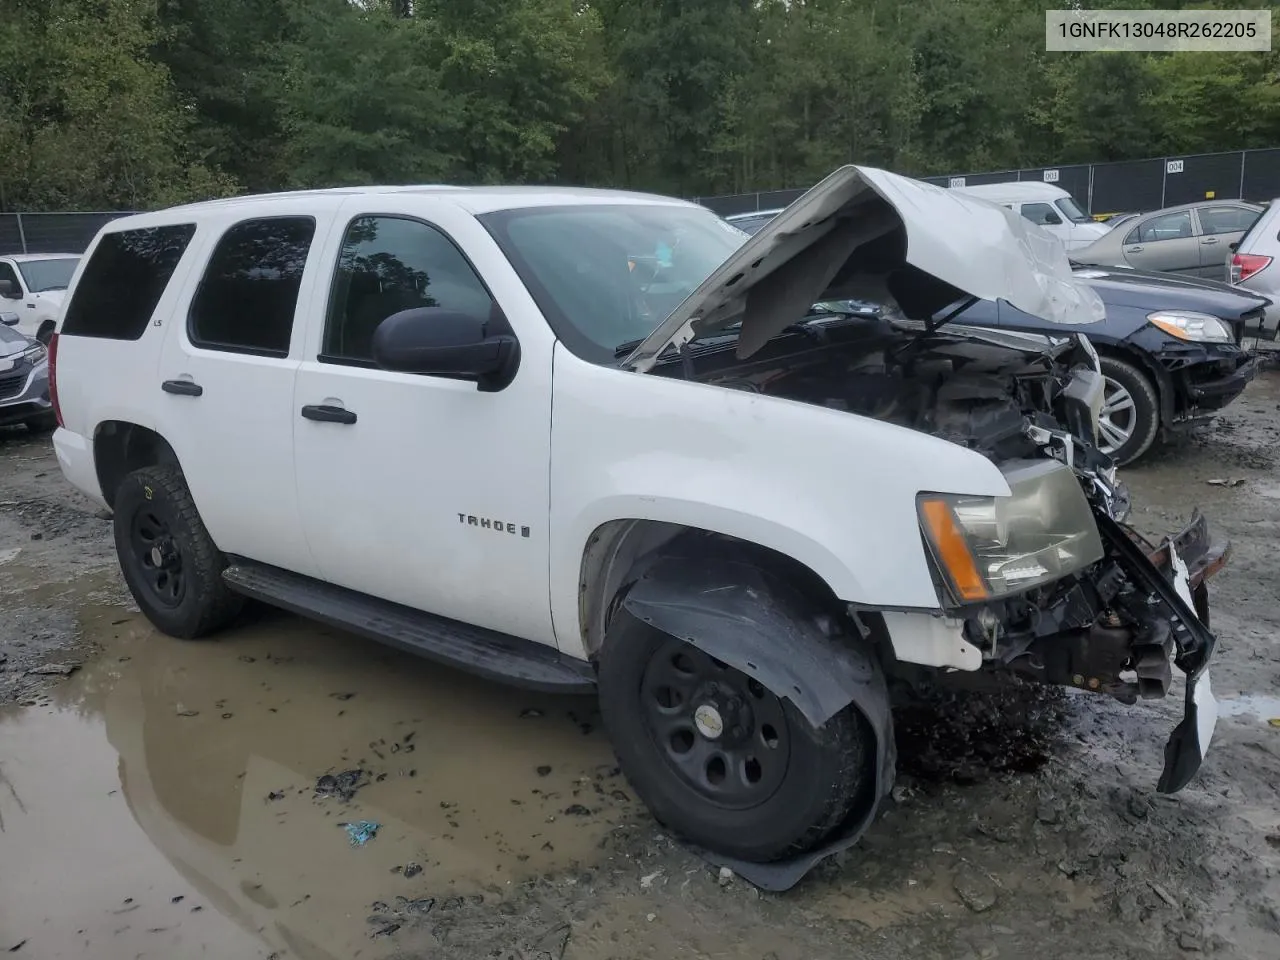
[221,559,596,694]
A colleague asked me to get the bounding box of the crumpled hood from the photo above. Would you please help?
[625,164,1106,371]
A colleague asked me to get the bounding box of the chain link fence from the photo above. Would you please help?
[695,147,1280,219]
[0,211,138,256]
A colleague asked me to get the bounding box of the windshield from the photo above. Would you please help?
[480,204,747,361]
[16,257,78,293]
[1054,197,1092,224]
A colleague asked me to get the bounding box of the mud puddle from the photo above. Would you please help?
[0,606,634,959]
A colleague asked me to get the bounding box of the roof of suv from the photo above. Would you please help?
[144,184,697,220]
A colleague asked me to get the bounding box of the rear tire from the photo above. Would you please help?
[597,611,875,862]
[1098,355,1160,466]
[113,464,243,639]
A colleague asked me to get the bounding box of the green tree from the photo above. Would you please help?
[0,0,233,211]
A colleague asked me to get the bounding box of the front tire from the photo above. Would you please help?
[1098,355,1161,466]
[112,465,243,639]
[597,612,875,862]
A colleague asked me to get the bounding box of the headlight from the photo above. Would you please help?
[1146,310,1233,343]
[917,460,1104,604]
[22,342,46,364]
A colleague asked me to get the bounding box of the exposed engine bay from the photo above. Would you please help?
[656,310,1120,505]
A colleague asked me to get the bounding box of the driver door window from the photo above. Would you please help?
[322,216,494,366]
[1020,203,1060,226]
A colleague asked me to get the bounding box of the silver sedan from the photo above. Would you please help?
[1074,200,1261,278]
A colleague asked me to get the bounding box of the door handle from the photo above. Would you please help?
[1126,245,1144,253]
[301,404,357,425]
[1201,237,1220,244]
[161,379,203,397]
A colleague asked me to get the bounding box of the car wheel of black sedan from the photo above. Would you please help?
[1097,355,1160,466]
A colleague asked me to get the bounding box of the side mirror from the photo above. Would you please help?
[0,312,17,326]
[1043,211,1063,225]
[1229,241,1239,252]
[372,306,520,392]
[0,280,18,299]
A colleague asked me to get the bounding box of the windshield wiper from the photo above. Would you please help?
[614,337,647,357]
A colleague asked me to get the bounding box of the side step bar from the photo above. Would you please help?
[222,558,596,695]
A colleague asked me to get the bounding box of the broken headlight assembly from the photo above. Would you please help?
[917,459,1105,604]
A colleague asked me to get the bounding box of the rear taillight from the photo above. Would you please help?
[48,332,63,428]
[1231,252,1272,283]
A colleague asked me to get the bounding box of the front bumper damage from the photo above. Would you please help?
[1105,510,1223,794]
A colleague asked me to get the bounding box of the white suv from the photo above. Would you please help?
[49,166,1222,889]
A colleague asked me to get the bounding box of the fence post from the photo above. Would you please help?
[1239,150,1247,200]
[1160,159,1167,208]
[14,212,26,254]
[1087,164,1095,215]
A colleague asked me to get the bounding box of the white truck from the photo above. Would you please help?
[0,252,80,342]
[48,166,1223,889]
[951,182,1110,251]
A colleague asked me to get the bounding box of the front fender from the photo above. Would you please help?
[548,344,1012,654]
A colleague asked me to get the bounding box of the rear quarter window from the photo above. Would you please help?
[61,225,197,340]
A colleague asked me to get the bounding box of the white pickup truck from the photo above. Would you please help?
[0,252,80,342]
[48,167,1223,889]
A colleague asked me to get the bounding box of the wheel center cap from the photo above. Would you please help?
[150,546,164,567]
[693,703,724,740]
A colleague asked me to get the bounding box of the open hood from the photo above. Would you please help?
[624,165,1106,372]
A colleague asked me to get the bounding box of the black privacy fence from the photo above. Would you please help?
[694,147,1280,219]
[9,146,1280,255]
[0,211,137,256]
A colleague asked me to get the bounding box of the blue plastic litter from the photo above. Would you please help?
[343,820,380,846]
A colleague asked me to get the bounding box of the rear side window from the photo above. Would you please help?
[61,225,196,340]
[189,216,316,357]
[1198,205,1258,235]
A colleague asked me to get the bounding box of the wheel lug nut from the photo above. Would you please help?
[731,725,744,739]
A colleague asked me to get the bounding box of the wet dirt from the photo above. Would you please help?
[2,375,1280,959]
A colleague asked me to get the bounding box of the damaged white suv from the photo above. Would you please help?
[49,167,1224,890]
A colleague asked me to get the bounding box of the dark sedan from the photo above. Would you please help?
[950,264,1268,464]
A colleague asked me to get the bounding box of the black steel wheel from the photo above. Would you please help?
[128,505,186,608]
[640,638,791,810]
[113,464,243,639]
[598,610,877,863]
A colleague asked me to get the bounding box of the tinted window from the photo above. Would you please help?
[1198,206,1259,235]
[323,216,494,364]
[1021,202,1061,226]
[1128,211,1193,245]
[17,257,78,293]
[480,204,744,361]
[189,217,315,356]
[61,225,196,340]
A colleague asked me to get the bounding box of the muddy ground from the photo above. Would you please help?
[2,375,1279,960]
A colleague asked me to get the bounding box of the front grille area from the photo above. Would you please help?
[0,371,26,400]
